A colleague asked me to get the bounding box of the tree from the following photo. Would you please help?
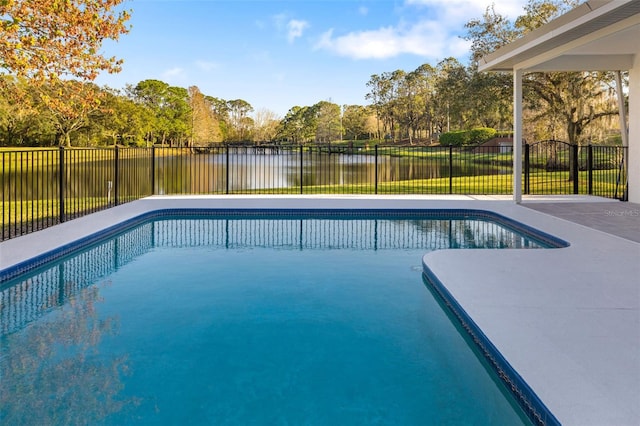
[39,80,104,147]
[526,71,618,145]
[188,86,222,146]
[410,64,438,141]
[465,4,518,65]
[94,88,152,146]
[433,58,470,132]
[342,105,371,140]
[277,106,314,144]
[396,69,428,144]
[313,101,341,143]
[365,74,385,139]
[165,86,191,146]
[205,96,230,142]
[0,0,131,82]
[466,69,512,130]
[129,80,190,146]
[465,0,618,145]
[227,99,254,142]
[365,71,404,142]
[252,108,280,143]
[0,76,42,145]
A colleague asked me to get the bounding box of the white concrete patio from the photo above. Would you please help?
[0,195,638,425]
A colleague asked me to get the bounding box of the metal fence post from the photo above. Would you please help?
[59,146,65,223]
[587,144,593,195]
[225,145,230,194]
[571,144,579,194]
[524,144,530,194]
[114,146,120,206]
[449,145,453,194]
[150,146,156,195]
[374,145,378,194]
[300,144,304,194]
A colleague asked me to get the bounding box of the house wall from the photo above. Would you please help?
[629,56,640,203]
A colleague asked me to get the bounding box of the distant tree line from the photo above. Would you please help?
[0,0,625,148]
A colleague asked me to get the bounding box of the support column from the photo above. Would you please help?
[628,60,640,203]
[513,69,523,203]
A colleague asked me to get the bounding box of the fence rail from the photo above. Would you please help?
[1,142,628,240]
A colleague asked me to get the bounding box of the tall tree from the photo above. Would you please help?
[129,80,190,146]
[0,0,131,82]
[342,105,371,140]
[95,88,152,146]
[365,74,385,140]
[278,106,315,144]
[313,101,341,143]
[465,4,518,65]
[0,76,41,145]
[205,96,230,142]
[434,58,470,132]
[227,99,254,142]
[411,63,438,141]
[188,86,221,146]
[466,69,512,129]
[252,108,280,143]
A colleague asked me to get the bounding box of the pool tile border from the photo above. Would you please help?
[0,208,568,284]
[422,266,561,426]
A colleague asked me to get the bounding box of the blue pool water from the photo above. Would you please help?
[0,213,556,425]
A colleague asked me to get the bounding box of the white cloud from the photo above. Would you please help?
[404,0,527,21]
[315,20,471,60]
[287,19,309,43]
[358,6,369,16]
[313,0,528,61]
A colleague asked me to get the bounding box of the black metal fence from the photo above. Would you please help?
[1,142,628,240]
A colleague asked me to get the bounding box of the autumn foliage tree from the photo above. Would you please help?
[0,0,131,82]
[0,0,131,146]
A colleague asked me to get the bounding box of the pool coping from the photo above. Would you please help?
[1,195,639,425]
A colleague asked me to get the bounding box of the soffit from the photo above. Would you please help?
[478,0,640,72]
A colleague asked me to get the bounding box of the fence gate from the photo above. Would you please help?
[524,140,627,199]
[525,140,575,195]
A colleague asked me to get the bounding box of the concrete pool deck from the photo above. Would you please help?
[0,195,638,425]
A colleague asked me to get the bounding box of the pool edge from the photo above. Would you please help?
[0,208,567,283]
[421,265,561,426]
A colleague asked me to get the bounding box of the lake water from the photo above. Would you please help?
[4,151,503,200]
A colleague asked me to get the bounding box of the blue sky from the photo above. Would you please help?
[96,0,528,117]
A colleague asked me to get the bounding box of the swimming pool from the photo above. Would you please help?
[0,210,564,425]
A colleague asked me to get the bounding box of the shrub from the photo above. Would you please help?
[439,127,497,146]
[469,127,497,144]
[439,130,470,146]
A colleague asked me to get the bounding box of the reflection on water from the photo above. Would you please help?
[155,152,500,193]
[0,285,137,425]
[5,152,503,200]
[0,215,545,423]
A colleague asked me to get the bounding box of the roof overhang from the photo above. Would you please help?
[478,0,640,72]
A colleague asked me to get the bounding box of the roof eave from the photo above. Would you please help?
[478,0,637,72]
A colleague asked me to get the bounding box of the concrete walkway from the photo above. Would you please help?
[524,199,640,243]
